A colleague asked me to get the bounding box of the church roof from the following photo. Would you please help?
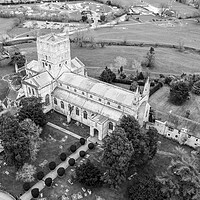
[38,33,68,43]
[25,71,53,88]
[58,72,137,108]
[26,60,41,73]
[71,57,85,70]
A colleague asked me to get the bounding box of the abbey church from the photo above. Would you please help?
[22,31,150,141]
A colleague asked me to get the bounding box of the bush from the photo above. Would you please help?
[114,78,132,84]
[60,153,67,161]
[80,138,86,145]
[57,167,65,177]
[36,171,44,180]
[100,66,116,83]
[49,161,56,171]
[150,82,163,97]
[16,163,36,182]
[45,177,52,187]
[88,143,95,150]
[23,182,31,191]
[70,145,77,153]
[31,188,39,198]
[69,158,75,166]
[79,151,86,158]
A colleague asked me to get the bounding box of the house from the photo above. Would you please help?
[22,31,150,141]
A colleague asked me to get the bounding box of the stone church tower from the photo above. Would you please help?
[36,32,71,79]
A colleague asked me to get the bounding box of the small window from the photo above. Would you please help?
[196,139,199,142]
[32,89,35,95]
[74,89,77,92]
[175,135,178,138]
[76,107,79,116]
[60,83,62,86]
[45,55,47,60]
[61,101,64,109]
[90,95,93,98]
[65,61,67,64]
[168,127,174,132]
[42,62,45,67]
[82,92,85,95]
[28,87,31,94]
[118,105,121,109]
[59,64,61,67]
[108,122,113,130]
[99,98,101,102]
[83,111,87,119]
[45,62,48,66]
[107,102,110,105]
[54,97,57,105]
[45,94,50,105]
[188,135,191,138]
[168,134,170,136]
[49,64,51,70]
[67,86,69,89]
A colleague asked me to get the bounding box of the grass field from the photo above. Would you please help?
[0,125,78,197]
[0,18,16,36]
[149,86,200,123]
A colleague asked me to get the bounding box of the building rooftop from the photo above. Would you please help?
[38,32,68,43]
[58,72,137,108]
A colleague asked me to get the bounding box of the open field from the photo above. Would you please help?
[0,125,78,197]
[92,20,200,49]
[0,18,16,36]
[149,86,200,123]
[16,42,200,76]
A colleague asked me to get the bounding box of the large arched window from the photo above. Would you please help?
[61,101,64,109]
[108,122,113,130]
[54,97,57,105]
[76,107,79,116]
[45,94,50,105]
[83,111,87,119]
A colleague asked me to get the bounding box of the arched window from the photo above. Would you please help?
[76,107,79,116]
[28,87,31,94]
[83,111,87,119]
[45,94,50,105]
[32,89,35,95]
[54,97,57,105]
[61,101,64,109]
[108,122,113,130]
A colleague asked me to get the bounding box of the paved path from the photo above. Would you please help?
[0,190,15,200]
[47,122,82,139]
[20,124,90,200]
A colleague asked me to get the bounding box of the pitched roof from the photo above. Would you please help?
[58,72,137,108]
[38,33,68,43]
[26,60,41,73]
[25,71,53,88]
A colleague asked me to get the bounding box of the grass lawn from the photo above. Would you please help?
[0,18,16,35]
[149,86,200,123]
[0,125,78,197]
[46,111,90,139]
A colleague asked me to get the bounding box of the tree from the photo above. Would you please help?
[0,114,30,169]
[130,81,138,92]
[128,174,166,200]
[101,127,133,188]
[120,115,158,166]
[75,160,103,187]
[169,80,190,105]
[18,97,47,127]
[19,118,42,161]
[10,52,26,69]
[142,47,156,68]
[157,147,200,200]
[99,66,116,83]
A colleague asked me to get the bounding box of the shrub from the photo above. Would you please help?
[45,177,52,187]
[70,145,77,153]
[99,66,116,83]
[60,153,67,161]
[23,182,31,191]
[49,161,56,171]
[57,167,65,177]
[150,82,163,97]
[88,143,95,150]
[36,171,44,180]
[31,188,39,198]
[80,138,86,145]
[79,151,86,158]
[69,158,75,166]
[16,163,36,182]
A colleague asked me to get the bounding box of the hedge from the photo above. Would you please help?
[150,82,163,97]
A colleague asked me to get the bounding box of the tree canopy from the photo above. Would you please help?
[128,174,166,200]
[169,80,190,105]
[18,97,47,127]
[75,160,103,187]
[120,115,158,166]
[101,127,133,188]
[99,66,116,83]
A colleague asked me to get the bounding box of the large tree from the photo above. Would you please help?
[0,114,30,168]
[10,52,26,68]
[169,80,190,105]
[75,160,103,187]
[99,66,116,83]
[101,127,133,188]
[128,174,166,200]
[18,97,47,127]
[120,115,158,166]
[157,147,200,200]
